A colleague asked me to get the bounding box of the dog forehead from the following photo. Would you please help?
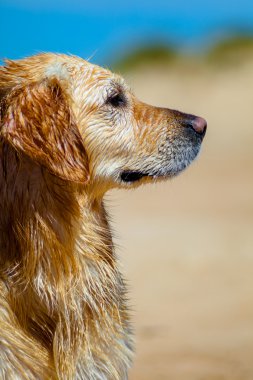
[69,64,127,96]
[0,53,127,97]
[45,55,122,89]
[44,54,129,110]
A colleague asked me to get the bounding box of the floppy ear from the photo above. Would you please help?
[1,78,89,183]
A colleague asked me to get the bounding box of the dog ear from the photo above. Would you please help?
[1,78,89,183]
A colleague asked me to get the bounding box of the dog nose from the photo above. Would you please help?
[188,116,207,136]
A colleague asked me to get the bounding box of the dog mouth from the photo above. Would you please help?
[120,171,150,183]
[120,139,203,184]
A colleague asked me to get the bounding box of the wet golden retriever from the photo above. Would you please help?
[0,53,206,379]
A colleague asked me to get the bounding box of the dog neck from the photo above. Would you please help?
[0,141,131,378]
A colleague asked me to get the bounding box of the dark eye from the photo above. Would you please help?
[107,93,126,107]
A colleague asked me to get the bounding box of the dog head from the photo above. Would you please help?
[0,53,206,194]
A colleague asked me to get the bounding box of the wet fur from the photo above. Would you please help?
[0,53,205,379]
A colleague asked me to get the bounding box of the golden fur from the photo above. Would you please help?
[0,53,206,379]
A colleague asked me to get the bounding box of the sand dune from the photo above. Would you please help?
[108,60,253,379]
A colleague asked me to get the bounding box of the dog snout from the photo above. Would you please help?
[182,115,207,137]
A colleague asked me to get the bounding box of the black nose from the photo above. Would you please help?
[186,116,207,136]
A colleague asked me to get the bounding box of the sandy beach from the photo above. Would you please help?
[108,60,253,380]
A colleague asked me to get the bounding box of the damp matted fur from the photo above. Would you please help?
[0,53,206,379]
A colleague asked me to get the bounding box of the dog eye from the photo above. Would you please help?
[107,93,126,107]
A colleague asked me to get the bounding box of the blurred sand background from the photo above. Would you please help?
[107,57,253,379]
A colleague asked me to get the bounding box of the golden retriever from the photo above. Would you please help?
[0,53,206,379]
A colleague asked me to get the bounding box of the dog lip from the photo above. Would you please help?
[120,171,150,183]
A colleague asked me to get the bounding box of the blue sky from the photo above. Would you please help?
[1,0,253,65]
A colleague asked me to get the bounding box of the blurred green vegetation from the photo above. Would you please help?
[111,34,253,72]
[206,35,253,65]
[111,44,178,72]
